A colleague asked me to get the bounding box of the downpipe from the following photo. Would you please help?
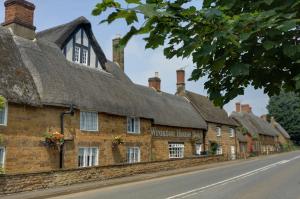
[60,104,75,169]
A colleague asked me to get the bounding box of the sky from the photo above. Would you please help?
[0,0,270,116]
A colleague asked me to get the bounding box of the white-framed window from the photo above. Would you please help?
[229,128,235,137]
[0,147,5,169]
[78,147,99,167]
[127,147,140,163]
[127,117,140,134]
[216,127,221,137]
[82,49,88,65]
[74,46,81,63]
[216,145,223,155]
[0,102,7,126]
[195,144,203,155]
[80,111,98,131]
[169,143,184,158]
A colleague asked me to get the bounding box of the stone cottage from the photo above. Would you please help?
[0,0,208,174]
[174,70,238,159]
[231,103,279,155]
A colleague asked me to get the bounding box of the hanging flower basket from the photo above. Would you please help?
[43,131,64,150]
[112,136,124,148]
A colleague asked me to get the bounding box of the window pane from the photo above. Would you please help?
[78,147,98,167]
[80,112,98,131]
[0,148,4,167]
[169,143,184,158]
[74,46,80,63]
[0,107,5,125]
[82,49,88,65]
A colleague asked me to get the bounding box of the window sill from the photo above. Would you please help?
[127,132,141,135]
[80,129,99,133]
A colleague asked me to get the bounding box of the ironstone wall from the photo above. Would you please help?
[0,155,225,195]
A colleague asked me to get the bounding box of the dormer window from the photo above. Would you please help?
[63,28,101,69]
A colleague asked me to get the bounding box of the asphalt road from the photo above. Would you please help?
[50,151,300,199]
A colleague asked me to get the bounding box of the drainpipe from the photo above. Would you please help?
[60,105,75,169]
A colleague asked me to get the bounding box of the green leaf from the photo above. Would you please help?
[119,26,139,48]
[277,20,298,31]
[135,4,158,17]
[283,45,296,57]
[125,0,141,4]
[263,40,275,50]
[264,0,274,5]
[230,63,250,76]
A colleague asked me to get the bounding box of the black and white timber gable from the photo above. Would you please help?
[63,27,101,69]
[37,16,107,70]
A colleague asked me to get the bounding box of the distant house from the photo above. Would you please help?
[231,103,278,155]
[175,70,238,159]
[0,0,208,174]
[270,117,292,150]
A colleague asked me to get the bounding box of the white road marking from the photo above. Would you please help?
[166,155,300,199]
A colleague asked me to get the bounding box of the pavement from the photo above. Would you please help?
[2,151,300,199]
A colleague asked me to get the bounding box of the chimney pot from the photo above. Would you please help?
[148,72,161,91]
[2,0,36,40]
[176,69,185,96]
[112,37,125,72]
[235,102,241,112]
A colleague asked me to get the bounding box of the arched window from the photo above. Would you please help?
[0,98,7,126]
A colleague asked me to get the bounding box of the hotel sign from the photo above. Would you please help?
[151,128,202,139]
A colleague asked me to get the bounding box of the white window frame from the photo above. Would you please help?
[127,147,141,163]
[0,102,8,126]
[195,143,202,155]
[216,127,221,137]
[229,128,235,137]
[80,111,99,132]
[82,48,88,65]
[78,147,99,168]
[74,46,81,63]
[127,117,140,134]
[169,143,184,159]
[216,145,223,155]
[0,147,5,169]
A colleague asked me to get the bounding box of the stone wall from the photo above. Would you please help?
[0,155,225,195]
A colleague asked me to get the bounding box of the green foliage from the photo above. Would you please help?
[0,96,5,110]
[93,0,300,106]
[209,141,218,155]
[0,167,4,175]
[267,92,300,144]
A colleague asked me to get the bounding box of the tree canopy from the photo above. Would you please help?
[93,0,300,106]
[267,92,300,144]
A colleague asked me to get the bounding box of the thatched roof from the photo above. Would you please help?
[185,91,237,126]
[231,112,278,137]
[0,17,207,130]
[273,122,290,139]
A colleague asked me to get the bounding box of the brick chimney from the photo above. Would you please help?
[148,72,161,91]
[241,104,252,113]
[112,36,124,72]
[235,102,241,112]
[176,69,185,96]
[2,0,36,40]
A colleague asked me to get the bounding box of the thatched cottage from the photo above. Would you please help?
[231,104,279,155]
[0,0,208,174]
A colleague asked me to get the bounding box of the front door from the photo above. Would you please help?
[231,146,236,160]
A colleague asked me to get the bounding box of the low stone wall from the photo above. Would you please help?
[0,155,225,195]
